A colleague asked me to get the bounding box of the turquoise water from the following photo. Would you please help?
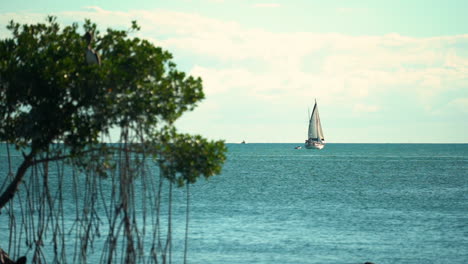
[188,143,468,264]
[1,143,468,263]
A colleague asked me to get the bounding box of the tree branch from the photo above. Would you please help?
[0,150,35,210]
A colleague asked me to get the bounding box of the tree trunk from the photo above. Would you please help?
[0,152,34,210]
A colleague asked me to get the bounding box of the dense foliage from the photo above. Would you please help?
[0,16,226,263]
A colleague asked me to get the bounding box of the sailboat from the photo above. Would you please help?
[305,100,325,149]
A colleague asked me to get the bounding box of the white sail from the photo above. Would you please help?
[316,107,324,141]
[308,102,324,141]
[307,106,317,139]
[305,100,325,149]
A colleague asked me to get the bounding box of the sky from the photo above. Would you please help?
[1,0,467,143]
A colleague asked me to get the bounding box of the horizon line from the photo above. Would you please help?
[227,142,468,144]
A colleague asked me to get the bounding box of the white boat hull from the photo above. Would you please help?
[305,142,325,149]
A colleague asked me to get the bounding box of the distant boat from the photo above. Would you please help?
[305,100,325,149]
[294,146,302,149]
[241,140,246,144]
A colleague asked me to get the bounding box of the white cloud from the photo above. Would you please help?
[336,7,370,15]
[353,103,380,114]
[447,98,468,113]
[252,3,281,8]
[2,9,467,104]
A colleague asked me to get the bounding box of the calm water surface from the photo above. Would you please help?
[188,143,468,264]
[1,143,467,263]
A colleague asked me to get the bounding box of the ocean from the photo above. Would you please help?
[1,143,468,263]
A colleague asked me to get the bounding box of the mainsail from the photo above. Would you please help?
[307,101,324,142]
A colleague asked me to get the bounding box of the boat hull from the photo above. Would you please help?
[305,142,325,149]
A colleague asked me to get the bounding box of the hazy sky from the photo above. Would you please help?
[1,0,467,143]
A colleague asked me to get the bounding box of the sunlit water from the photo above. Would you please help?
[1,143,468,263]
